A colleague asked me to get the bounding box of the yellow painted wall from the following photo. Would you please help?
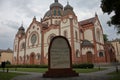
[0,52,13,64]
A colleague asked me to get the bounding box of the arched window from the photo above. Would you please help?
[31,34,37,45]
[75,31,78,41]
[58,9,61,16]
[48,34,56,44]
[76,50,80,57]
[54,10,56,16]
[99,51,104,57]
[21,42,25,50]
[64,30,68,38]
[36,54,40,60]
[96,29,100,42]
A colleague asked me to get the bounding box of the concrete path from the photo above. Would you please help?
[10,66,119,80]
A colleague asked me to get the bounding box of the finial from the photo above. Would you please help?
[33,16,36,21]
[95,12,97,17]
[55,0,58,3]
[21,21,23,27]
[41,18,43,22]
[34,16,36,19]
[67,0,69,5]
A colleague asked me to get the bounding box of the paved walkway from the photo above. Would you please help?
[9,66,119,80]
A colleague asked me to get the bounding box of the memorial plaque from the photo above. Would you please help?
[50,38,70,69]
[43,36,78,78]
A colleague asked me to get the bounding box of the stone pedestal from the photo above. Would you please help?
[43,36,78,78]
[43,69,78,78]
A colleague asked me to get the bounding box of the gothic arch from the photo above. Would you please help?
[86,51,93,63]
[28,31,39,46]
[96,28,101,42]
[26,55,29,60]
[36,53,41,60]
[75,30,78,41]
[47,33,56,44]
[30,52,35,64]
[76,50,80,57]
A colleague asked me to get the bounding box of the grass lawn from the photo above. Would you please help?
[108,70,120,80]
[0,68,106,73]
[74,68,105,73]
[0,72,25,80]
[0,68,48,73]
[0,68,106,80]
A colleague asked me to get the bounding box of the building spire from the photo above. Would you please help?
[55,0,58,3]
[33,16,36,22]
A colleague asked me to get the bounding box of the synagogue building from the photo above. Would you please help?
[13,0,115,65]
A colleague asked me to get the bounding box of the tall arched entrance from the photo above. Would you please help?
[109,49,116,62]
[86,51,93,63]
[30,53,35,64]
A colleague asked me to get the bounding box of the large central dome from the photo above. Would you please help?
[43,0,63,19]
[50,0,63,9]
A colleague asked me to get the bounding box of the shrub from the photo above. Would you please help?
[5,61,11,65]
[2,64,94,69]
[5,64,48,68]
[72,63,94,69]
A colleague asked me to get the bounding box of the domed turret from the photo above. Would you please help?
[19,25,25,31]
[50,0,63,9]
[17,24,25,36]
[63,2,75,16]
[64,2,73,11]
[43,10,51,18]
[43,0,63,21]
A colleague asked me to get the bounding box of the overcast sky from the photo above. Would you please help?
[0,0,119,50]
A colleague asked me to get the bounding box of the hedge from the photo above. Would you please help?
[72,63,94,69]
[0,63,94,69]
[0,64,48,68]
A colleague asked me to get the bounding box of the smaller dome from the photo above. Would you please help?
[19,25,25,31]
[44,10,51,18]
[63,9,75,16]
[64,3,73,11]
[17,25,25,36]
[50,0,63,9]
[63,2,75,16]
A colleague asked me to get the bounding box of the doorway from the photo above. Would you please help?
[30,53,35,64]
[86,51,93,63]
